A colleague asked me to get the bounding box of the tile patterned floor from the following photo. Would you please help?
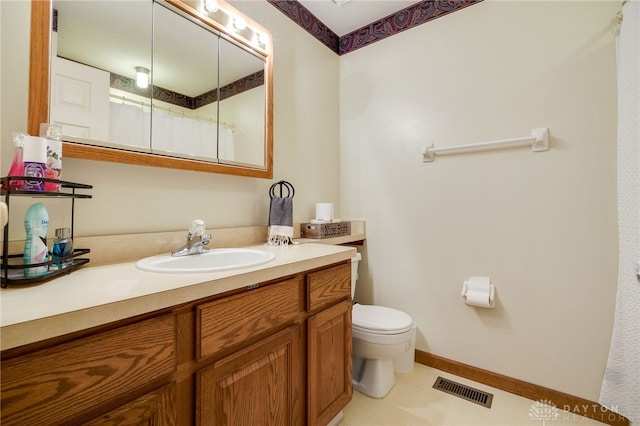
[342,363,604,426]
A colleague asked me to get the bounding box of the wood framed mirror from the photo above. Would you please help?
[28,0,273,178]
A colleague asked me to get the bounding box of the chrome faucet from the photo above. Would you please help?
[172,219,212,257]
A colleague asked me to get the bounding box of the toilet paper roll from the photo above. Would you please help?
[315,203,334,221]
[461,276,495,308]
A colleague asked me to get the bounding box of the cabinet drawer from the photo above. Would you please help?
[197,277,303,359]
[1,314,176,425]
[307,261,351,311]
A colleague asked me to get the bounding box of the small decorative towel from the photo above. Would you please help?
[268,197,293,245]
[267,181,295,246]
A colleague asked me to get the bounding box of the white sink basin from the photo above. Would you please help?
[136,248,276,273]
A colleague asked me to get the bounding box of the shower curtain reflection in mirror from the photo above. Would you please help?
[108,99,234,161]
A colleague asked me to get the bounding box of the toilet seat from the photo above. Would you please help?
[352,304,415,335]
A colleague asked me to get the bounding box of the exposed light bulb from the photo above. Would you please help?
[258,32,269,46]
[135,67,149,89]
[204,0,218,13]
[233,16,246,31]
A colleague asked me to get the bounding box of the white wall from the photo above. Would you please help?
[340,1,619,401]
[1,0,341,238]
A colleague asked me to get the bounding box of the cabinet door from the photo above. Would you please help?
[84,383,176,426]
[308,299,352,426]
[197,325,303,426]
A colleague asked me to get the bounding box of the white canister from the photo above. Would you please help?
[22,136,47,191]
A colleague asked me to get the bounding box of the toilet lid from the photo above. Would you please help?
[352,304,414,333]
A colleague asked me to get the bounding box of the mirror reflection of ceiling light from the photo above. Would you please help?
[204,0,218,13]
[135,67,149,89]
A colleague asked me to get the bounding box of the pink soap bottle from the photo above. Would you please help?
[2,132,25,190]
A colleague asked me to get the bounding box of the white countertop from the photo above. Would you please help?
[0,243,357,351]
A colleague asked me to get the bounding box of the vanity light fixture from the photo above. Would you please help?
[135,67,149,89]
[204,0,218,13]
[252,31,269,48]
[233,16,246,31]
[258,32,269,46]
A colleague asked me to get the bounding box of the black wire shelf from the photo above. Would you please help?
[1,176,92,288]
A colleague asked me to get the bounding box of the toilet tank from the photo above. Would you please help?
[351,253,361,299]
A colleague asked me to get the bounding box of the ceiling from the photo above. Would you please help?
[296,0,419,36]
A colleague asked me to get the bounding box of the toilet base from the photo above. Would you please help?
[352,357,396,398]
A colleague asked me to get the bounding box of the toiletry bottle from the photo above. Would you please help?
[23,202,49,277]
[2,132,25,191]
[51,228,73,270]
[22,136,48,191]
[40,123,62,191]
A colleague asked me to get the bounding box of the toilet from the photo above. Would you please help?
[350,253,416,398]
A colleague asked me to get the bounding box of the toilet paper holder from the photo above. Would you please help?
[461,276,496,308]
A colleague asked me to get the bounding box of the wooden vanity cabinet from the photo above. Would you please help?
[0,260,352,426]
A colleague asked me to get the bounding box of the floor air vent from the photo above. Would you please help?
[433,376,493,408]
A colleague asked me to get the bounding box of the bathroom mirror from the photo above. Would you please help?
[28,0,273,178]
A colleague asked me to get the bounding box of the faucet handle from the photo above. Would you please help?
[201,233,212,245]
[189,219,205,236]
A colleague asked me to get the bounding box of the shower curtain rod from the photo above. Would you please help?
[422,128,549,162]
